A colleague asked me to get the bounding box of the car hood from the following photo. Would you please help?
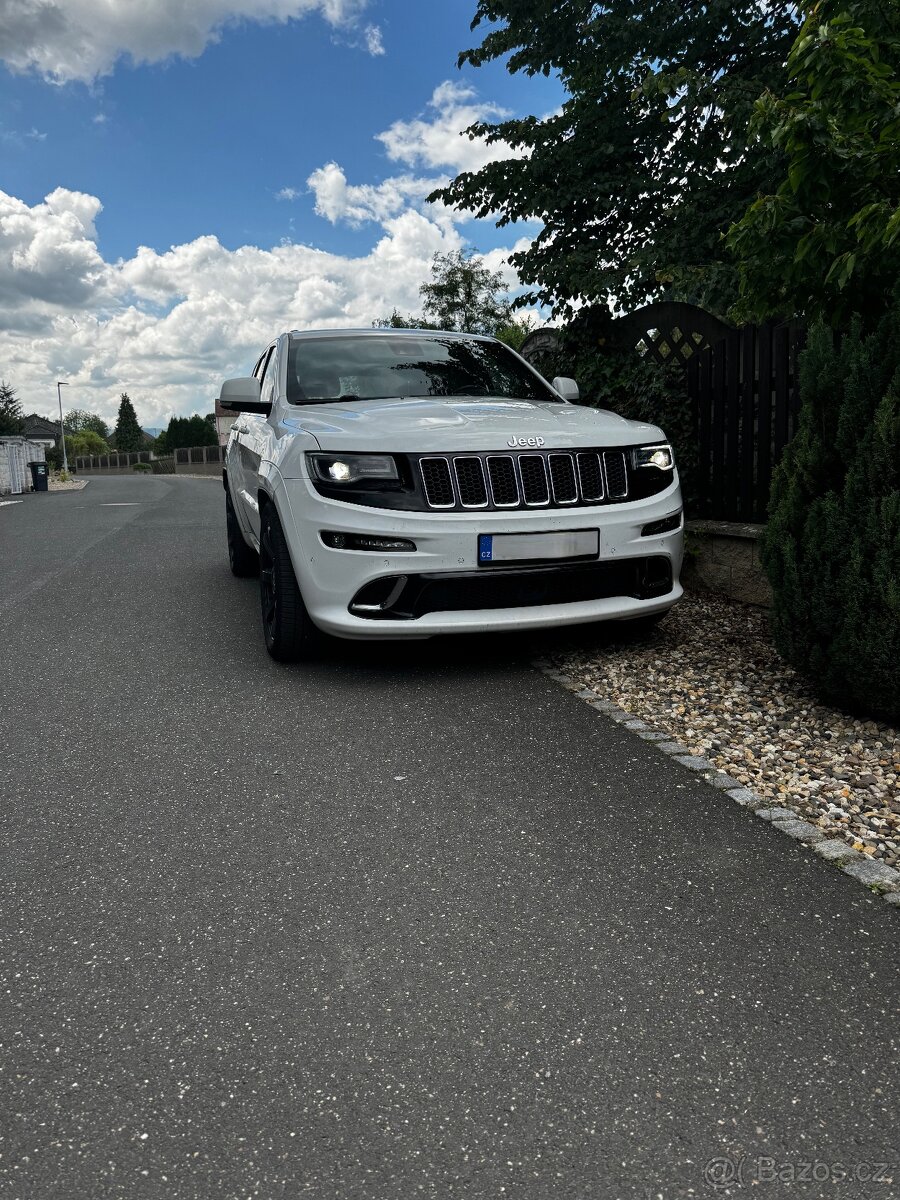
[283,396,666,453]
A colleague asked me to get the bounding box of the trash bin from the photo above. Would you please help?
[28,461,49,492]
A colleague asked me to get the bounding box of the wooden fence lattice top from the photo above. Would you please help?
[609,301,733,367]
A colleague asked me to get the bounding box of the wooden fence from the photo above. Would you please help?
[521,305,807,523]
[687,323,806,522]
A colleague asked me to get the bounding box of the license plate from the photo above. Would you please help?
[478,530,599,565]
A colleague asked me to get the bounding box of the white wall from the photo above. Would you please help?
[0,438,46,494]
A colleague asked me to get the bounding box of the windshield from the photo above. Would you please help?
[286,334,560,405]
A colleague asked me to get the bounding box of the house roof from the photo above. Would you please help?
[23,413,62,437]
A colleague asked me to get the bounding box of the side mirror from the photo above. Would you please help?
[218,377,270,414]
[551,376,580,402]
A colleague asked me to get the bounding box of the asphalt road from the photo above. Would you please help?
[1,475,897,1200]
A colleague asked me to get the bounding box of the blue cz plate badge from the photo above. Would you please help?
[478,530,599,565]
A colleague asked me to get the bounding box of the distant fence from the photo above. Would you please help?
[75,445,225,477]
[687,323,805,522]
[74,450,152,473]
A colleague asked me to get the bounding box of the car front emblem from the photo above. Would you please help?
[507,436,545,449]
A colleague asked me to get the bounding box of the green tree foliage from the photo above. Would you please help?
[372,308,437,330]
[157,415,218,453]
[761,302,900,720]
[113,392,144,451]
[374,250,514,335]
[728,0,900,327]
[65,430,110,459]
[0,381,23,434]
[419,250,512,333]
[65,409,111,440]
[493,315,536,352]
[431,1,799,318]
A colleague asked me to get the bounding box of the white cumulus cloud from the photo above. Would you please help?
[307,162,444,227]
[363,23,384,56]
[0,86,536,431]
[300,82,523,230]
[0,188,476,429]
[0,0,377,82]
[378,81,521,174]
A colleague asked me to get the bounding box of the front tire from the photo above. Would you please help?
[226,490,259,577]
[258,505,325,662]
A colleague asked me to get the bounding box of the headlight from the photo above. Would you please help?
[308,452,399,485]
[632,444,674,471]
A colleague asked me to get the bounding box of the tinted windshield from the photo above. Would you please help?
[286,334,559,405]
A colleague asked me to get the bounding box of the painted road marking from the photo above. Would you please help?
[0,500,23,507]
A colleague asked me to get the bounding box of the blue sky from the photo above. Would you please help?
[3,1,564,261]
[0,1,565,431]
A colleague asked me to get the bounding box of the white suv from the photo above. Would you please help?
[220,328,683,660]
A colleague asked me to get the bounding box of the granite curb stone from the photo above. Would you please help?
[535,661,899,910]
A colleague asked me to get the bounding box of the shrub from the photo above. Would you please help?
[761,302,900,721]
[133,462,151,472]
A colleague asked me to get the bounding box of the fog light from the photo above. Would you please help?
[641,511,682,536]
[321,531,417,552]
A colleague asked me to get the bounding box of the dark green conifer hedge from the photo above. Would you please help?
[761,303,900,721]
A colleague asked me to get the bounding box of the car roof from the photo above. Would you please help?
[286,328,497,342]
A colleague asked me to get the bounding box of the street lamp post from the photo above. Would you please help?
[56,381,69,473]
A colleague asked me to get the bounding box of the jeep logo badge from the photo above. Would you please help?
[507,436,545,448]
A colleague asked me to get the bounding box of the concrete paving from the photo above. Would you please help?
[1,476,897,1198]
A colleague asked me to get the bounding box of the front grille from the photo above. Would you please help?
[604,451,628,499]
[420,457,454,508]
[519,455,549,505]
[417,447,638,511]
[576,452,604,501]
[486,456,519,507]
[548,453,578,504]
[454,456,488,508]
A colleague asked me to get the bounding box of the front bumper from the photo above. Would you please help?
[278,472,684,639]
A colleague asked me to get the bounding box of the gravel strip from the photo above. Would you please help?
[48,478,88,492]
[542,593,900,871]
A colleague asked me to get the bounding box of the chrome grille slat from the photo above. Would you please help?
[576,452,604,501]
[420,456,455,508]
[518,454,550,506]
[486,456,520,507]
[603,450,628,499]
[453,456,489,508]
[547,453,578,504]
